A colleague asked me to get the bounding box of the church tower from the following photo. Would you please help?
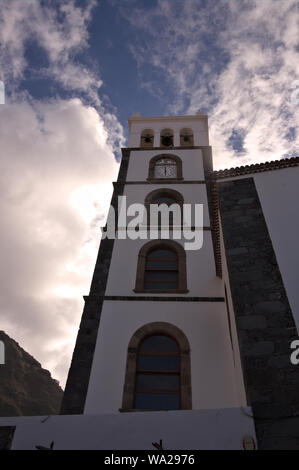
[61,111,248,417]
[2,112,299,450]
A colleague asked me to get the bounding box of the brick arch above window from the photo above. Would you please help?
[121,322,192,411]
[144,188,184,229]
[147,154,183,182]
[145,187,184,206]
[134,239,188,294]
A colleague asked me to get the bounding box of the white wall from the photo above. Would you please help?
[0,407,256,450]
[104,234,222,297]
[126,149,206,181]
[85,138,245,414]
[254,168,299,331]
[122,183,211,226]
[217,167,299,331]
[84,299,240,414]
[128,115,209,148]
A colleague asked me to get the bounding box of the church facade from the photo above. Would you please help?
[1,112,299,450]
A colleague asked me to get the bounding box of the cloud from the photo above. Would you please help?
[0,1,124,387]
[1,0,298,391]
[120,0,299,169]
[0,0,95,86]
[0,97,119,386]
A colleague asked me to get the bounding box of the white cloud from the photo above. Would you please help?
[0,0,95,87]
[0,97,119,386]
[0,97,119,385]
[122,0,299,169]
[0,0,124,387]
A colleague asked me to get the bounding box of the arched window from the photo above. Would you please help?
[121,322,192,411]
[150,195,177,205]
[140,129,154,148]
[135,335,180,410]
[144,248,178,290]
[160,128,174,147]
[154,157,177,178]
[145,188,184,231]
[148,154,183,181]
[134,240,188,293]
[180,128,194,147]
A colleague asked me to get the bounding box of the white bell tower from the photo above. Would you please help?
[1,112,259,450]
[6,111,299,450]
[80,112,247,414]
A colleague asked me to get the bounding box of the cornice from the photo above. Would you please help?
[121,146,211,151]
[214,156,299,179]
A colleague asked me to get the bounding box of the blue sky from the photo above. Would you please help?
[0,0,298,386]
[3,0,298,160]
[11,0,169,146]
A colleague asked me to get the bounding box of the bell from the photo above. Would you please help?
[161,135,173,146]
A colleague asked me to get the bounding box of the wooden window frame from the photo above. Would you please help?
[144,248,179,291]
[121,322,192,411]
[134,240,188,294]
[134,334,181,409]
[144,188,184,231]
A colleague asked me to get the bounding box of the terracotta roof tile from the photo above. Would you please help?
[214,156,299,179]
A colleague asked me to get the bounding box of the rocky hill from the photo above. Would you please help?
[0,330,63,417]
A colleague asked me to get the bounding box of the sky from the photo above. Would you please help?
[0,0,298,387]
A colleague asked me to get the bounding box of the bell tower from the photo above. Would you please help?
[61,111,247,417]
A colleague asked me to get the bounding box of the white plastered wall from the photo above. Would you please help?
[84,138,248,413]
[104,234,222,297]
[84,299,240,414]
[0,409,256,450]
[122,183,210,226]
[126,149,206,181]
[128,115,209,148]
[217,166,299,331]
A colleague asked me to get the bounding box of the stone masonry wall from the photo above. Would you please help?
[218,177,299,449]
[60,149,131,415]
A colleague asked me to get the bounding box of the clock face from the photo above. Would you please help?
[154,159,177,178]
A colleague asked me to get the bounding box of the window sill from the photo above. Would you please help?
[119,408,174,413]
[146,178,184,183]
[133,289,189,294]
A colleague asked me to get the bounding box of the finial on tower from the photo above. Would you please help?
[130,112,141,118]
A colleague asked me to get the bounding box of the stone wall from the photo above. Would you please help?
[0,331,63,417]
[60,149,131,415]
[218,177,299,449]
